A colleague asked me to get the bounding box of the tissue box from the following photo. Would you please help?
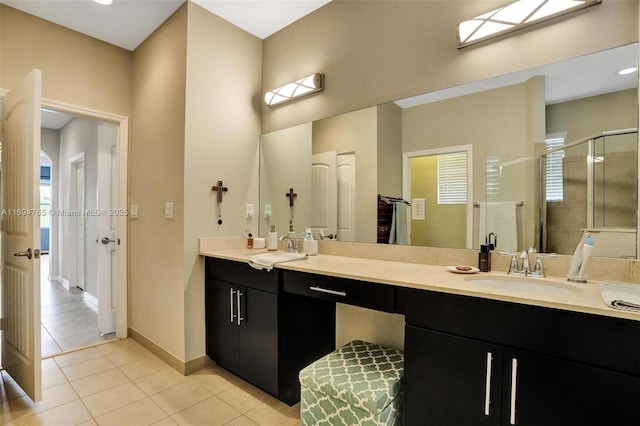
[303,240,318,255]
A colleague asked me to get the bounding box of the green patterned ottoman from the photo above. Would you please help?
[299,340,404,426]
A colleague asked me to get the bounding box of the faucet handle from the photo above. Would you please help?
[531,253,558,277]
[498,251,520,275]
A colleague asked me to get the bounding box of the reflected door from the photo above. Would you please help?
[311,151,337,238]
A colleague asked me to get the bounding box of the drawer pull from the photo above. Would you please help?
[484,352,493,416]
[309,286,347,297]
[229,288,236,323]
[237,290,245,325]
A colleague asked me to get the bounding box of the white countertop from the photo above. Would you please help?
[201,248,640,322]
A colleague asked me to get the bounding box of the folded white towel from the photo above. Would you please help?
[601,282,640,312]
[248,252,308,271]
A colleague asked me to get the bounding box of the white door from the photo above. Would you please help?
[96,124,117,335]
[311,151,337,238]
[1,69,43,402]
[75,161,85,291]
[337,153,356,242]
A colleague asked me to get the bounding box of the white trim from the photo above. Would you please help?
[1,90,130,340]
[403,144,474,249]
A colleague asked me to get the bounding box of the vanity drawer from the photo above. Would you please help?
[206,257,279,293]
[282,270,395,312]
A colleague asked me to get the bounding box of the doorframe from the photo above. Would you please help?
[403,145,474,249]
[70,152,86,291]
[39,97,129,339]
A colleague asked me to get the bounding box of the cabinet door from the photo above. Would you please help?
[507,350,640,426]
[238,287,279,396]
[206,279,240,374]
[405,326,502,426]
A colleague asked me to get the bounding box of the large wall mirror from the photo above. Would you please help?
[259,43,638,259]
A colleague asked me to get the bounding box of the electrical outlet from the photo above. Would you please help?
[165,202,174,219]
[412,198,426,220]
[246,203,255,219]
[264,204,272,219]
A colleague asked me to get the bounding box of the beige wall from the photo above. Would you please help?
[261,0,637,134]
[376,103,403,198]
[183,3,262,360]
[0,4,132,117]
[129,5,188,359]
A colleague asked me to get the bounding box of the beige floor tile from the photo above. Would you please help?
[224,416,259,426]
[81,382,146,417]
[96,339,145,356]
[78,420,98,426]
[106,346,153,367]
[216,386,263,414]
[1,401,19,425]
[150,381,213,415]
[0,375,27,401]
[151,417,178,426]
[118,355,168,381]
[134,369,192,396]
[71,368,130,397]
[41,358,60,372]
[245,403,300,426]
[94,398,168,426]
[9,383,78,420]
[54,347,105,368]
[42,368,69,389]
[15,400,91,426]
[190,366,244,395]
[171,396,241,426]
[61,357,117,381]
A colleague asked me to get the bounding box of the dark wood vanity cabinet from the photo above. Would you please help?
[205,257,334,405]
[399,287,640,426]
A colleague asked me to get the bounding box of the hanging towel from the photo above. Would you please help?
[478,202,517,251]
[389,202,409,245]
[248,252,308,271]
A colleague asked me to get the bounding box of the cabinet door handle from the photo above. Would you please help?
[309,286,347,297]
[237,290,244,325]
[510,358,518,425]
[229,288,237,323]
[484,352,493,416]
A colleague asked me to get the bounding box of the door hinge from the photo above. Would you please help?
[0,317,4,331]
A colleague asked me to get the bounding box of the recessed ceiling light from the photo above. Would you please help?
[617,67,638,75]
[94,0,113,5]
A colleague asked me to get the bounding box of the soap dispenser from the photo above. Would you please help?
[267,225,278,251]
[479,244,491,272]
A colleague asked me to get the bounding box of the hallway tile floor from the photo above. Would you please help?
[40,259,116,357]
[1,339,301,425]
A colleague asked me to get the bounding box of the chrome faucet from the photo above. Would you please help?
[500,248,557,277]
[279,235,300,253]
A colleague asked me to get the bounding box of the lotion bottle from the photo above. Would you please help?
[267,225,278,251]
[478,244,491,272]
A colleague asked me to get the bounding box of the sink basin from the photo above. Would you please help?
[465,275,582,296]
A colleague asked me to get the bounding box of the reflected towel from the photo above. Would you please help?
[389,202,409,245]
[248,252,308,271]
[479,202,517,251]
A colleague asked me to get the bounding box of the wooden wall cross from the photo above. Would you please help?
[212,180,228,203]
[286,187,298,207]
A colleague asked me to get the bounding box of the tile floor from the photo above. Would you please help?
[0,338,301,425]
[40,257,116,357]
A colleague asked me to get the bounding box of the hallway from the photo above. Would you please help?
[40,257,116,357]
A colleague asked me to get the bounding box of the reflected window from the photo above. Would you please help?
[437,152,468,204]
[545,135,565,202]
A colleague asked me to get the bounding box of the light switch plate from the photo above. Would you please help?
[165,202,174,220]
[246,203,255,219]
[264,204,272,218]
[412,198,426,220]
[130,204,138,219]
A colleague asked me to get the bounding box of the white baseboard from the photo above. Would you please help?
[59,278,71,289]
[83,291,98,308]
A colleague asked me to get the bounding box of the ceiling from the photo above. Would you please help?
[0,0,331,50]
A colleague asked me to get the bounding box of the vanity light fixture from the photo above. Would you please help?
[617,67,638,76]
[94,0,113,4]
[264,73,324,108]
[457,0,601,48]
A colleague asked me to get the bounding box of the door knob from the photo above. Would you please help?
[101,237,116,245]
[14,248,33,259]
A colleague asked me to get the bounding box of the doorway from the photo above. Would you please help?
[39,111,125,356]
[403,145,474,248]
